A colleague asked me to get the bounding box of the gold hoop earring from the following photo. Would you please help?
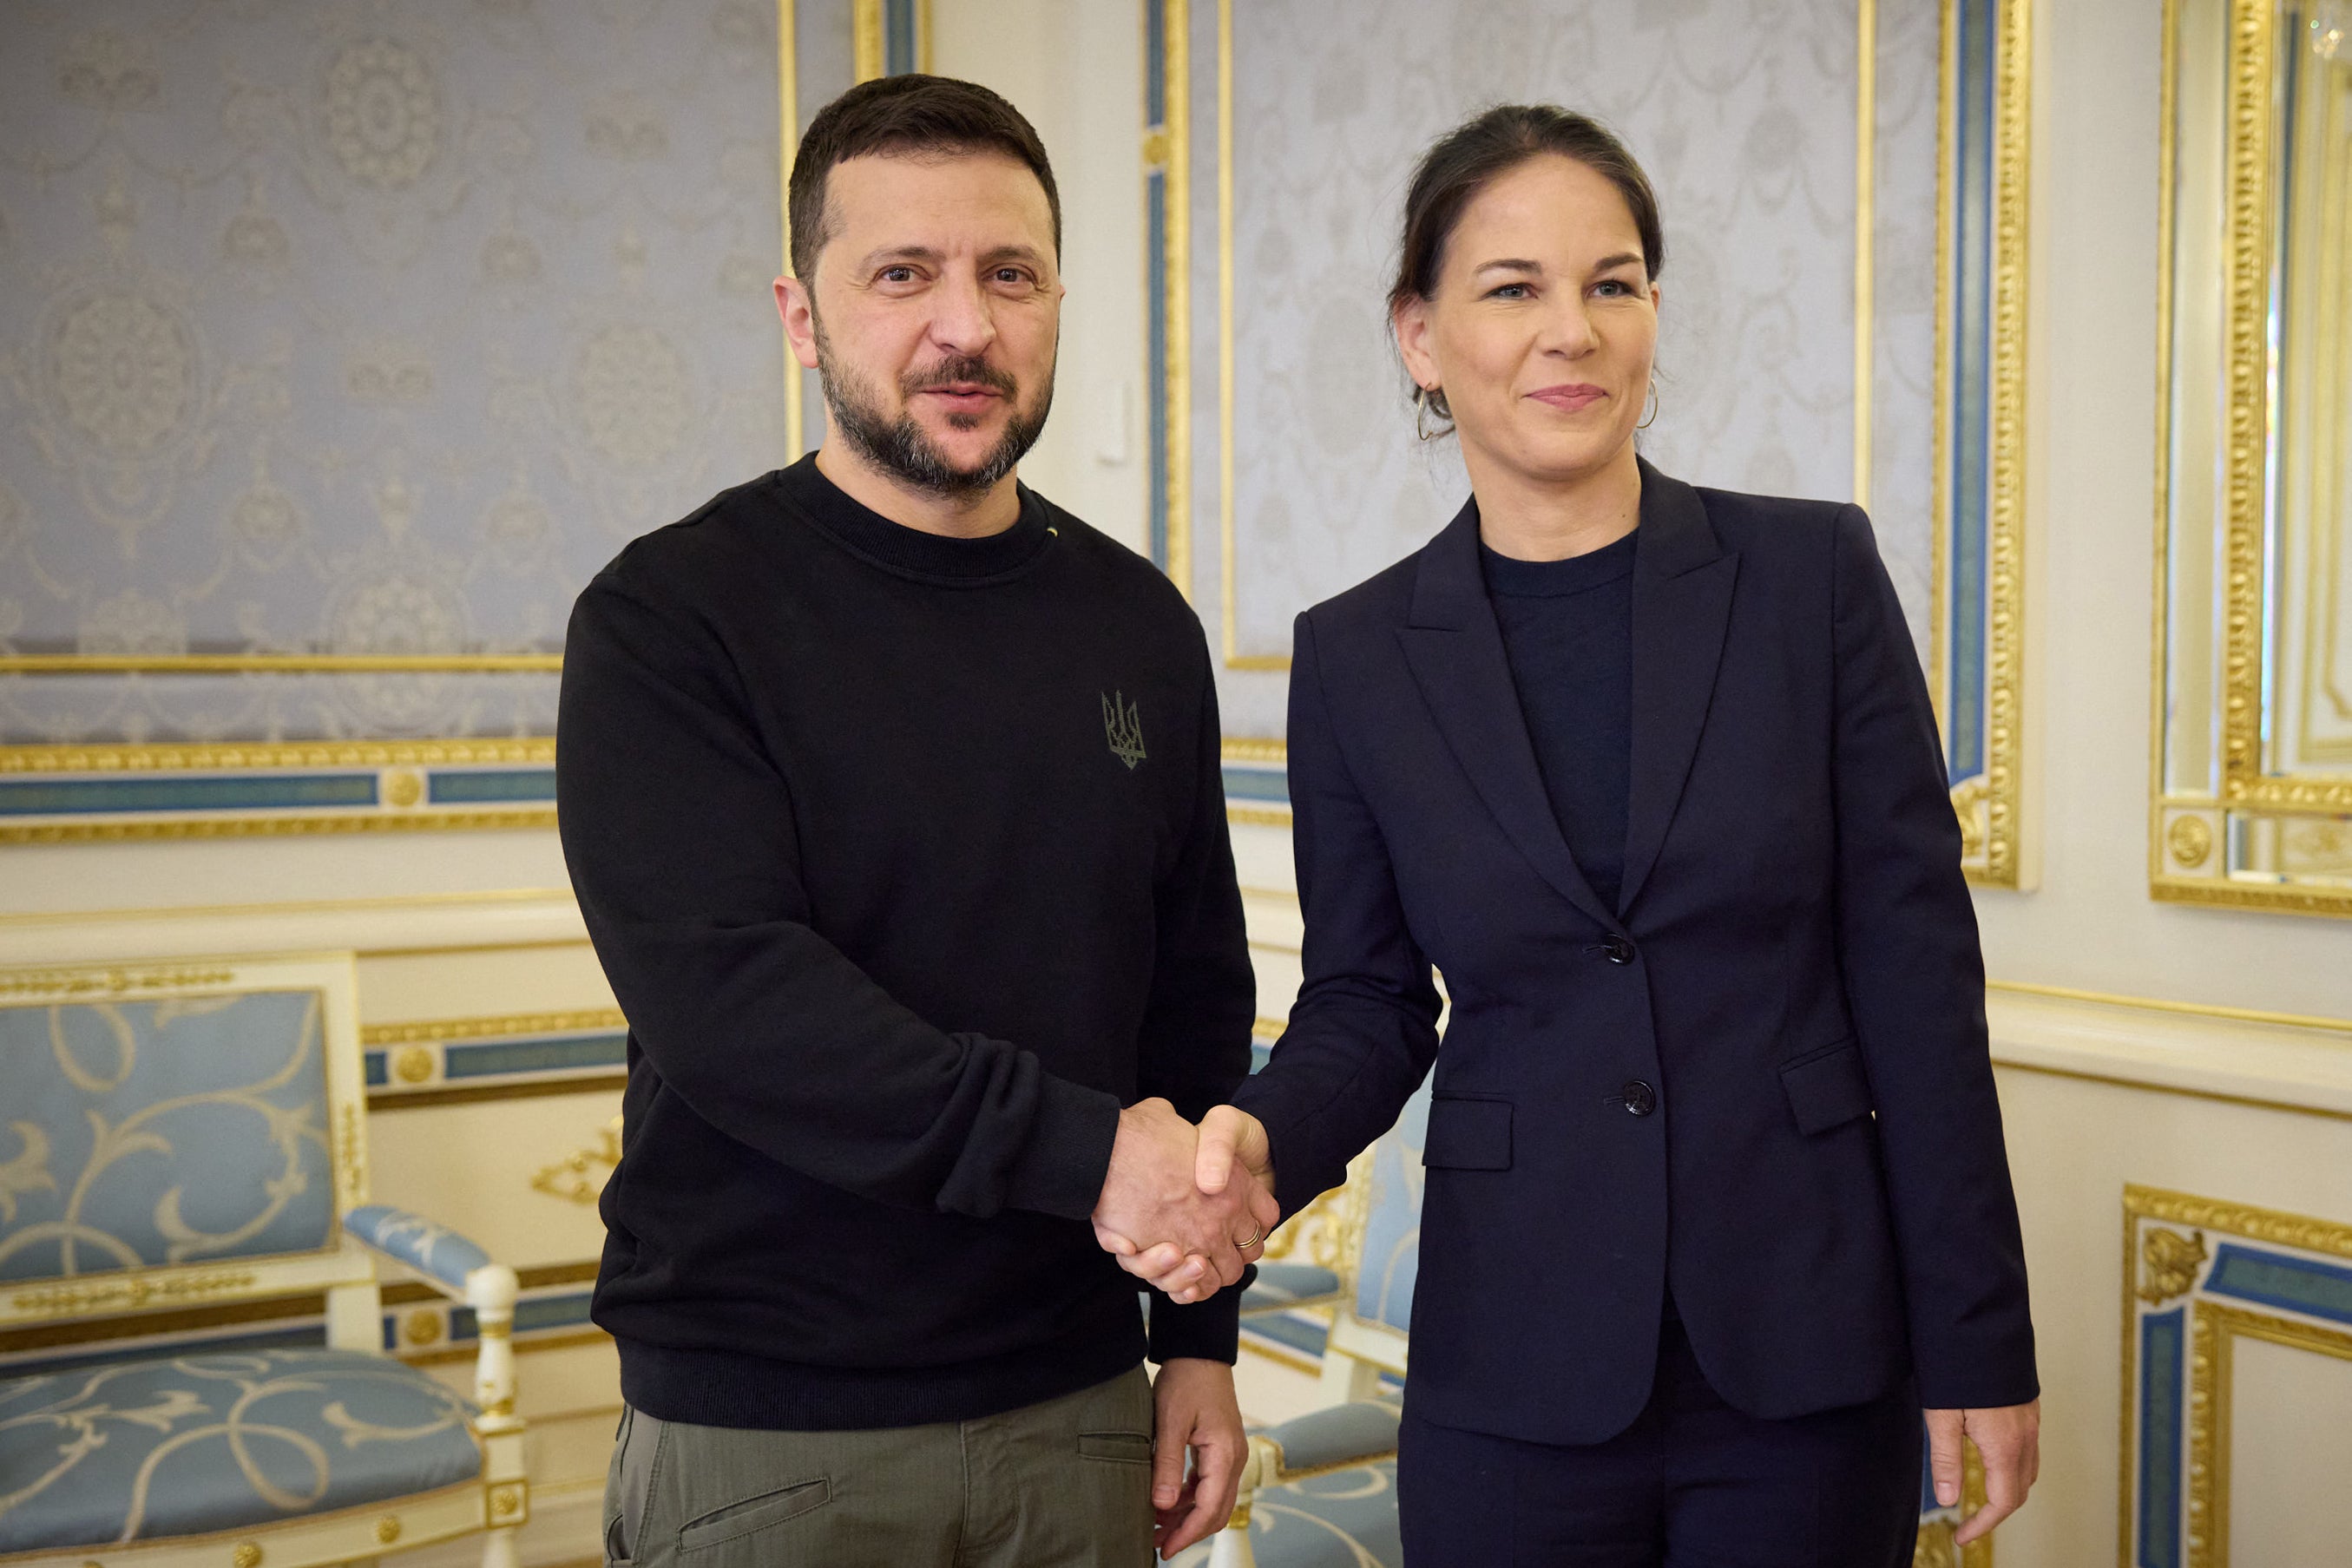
[1415,384,1450,443]
[1637,381,1659,430]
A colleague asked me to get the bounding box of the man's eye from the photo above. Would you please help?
[880,266,917,284]
[995,268,1032,285]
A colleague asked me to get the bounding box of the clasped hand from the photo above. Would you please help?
[1093,1100,1278,1304]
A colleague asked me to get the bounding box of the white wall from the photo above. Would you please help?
[931,0,1151,554]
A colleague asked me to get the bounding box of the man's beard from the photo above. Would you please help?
[813,315,1054,498]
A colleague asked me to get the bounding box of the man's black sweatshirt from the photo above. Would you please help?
[556,456,1255,1431]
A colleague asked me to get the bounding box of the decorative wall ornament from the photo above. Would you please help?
[2121,1185,2352,1568]
[2154,0,2352,915]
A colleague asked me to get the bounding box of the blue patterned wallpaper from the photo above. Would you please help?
[0,0,792,744]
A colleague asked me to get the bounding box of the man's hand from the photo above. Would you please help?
[1926,1400,2040,1546]
[1107,1105,1278,1304]
[1151,1358,1247,1560]
[1094,1099,1279,1296]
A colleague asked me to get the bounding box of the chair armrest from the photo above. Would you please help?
[1254,1398,1403,1479]
[1238,1261,1343,1316]
[346,1204,501,1301]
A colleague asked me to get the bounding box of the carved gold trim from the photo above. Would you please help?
[1982,0,2031,888]
[486,1479,530,1526]
[0,738,555,774]
[2139,1226,2210,1305]
[363,1008,627,1046]
[0,654,559,673]
[11,1269,259,1315]
[1164,0,1193,601]
[1220,737,1286,765]
[1226,804,1291,829]
[0,965,235,1000]
[368,1073,627,1112]
[530,1117,624,1205]
[2125,1185,2352,1259]
[0,808,556,846]
[2189,1302,2352,1568]
[852,0,882,82]
[333,1100,367,1207]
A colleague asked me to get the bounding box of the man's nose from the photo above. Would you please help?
[928,271,998,358]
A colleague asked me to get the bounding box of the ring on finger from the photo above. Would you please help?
[1235,1226,1263,1250]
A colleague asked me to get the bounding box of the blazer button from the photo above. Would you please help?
[1620,1080,1657,1117]
[1602,934,1638,965]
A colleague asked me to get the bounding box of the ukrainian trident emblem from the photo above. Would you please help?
[1102,692,1146,770]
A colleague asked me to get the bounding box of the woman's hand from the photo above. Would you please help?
[1106,1106,1278,1303]
[1927,1399,2040,1545]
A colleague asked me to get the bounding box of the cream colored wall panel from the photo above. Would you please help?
[2225,1334,2352,1567]
[0,886,585,966]
[931,0,1150,554]
[1240,889,1303,955]
[1231,822,1297,896]
[360,941,615,1025]
[370,1090,624,1269]
[0,832,575,925]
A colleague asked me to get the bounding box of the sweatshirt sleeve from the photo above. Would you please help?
[1140,636,1257,1363]
[557,571,1120,1223]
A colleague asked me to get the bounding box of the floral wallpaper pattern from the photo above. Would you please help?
[0,0,791,744]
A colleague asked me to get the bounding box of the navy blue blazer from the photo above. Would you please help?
[1232,462,2037,1446]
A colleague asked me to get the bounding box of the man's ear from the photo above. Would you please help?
[774,276,820,371]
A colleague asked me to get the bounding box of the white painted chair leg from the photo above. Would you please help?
[1206,1434,1274,1568]
[468,1263,529,1568]
[1317,1347,1383,1403]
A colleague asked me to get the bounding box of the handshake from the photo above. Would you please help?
[1091,1098,1279,1305]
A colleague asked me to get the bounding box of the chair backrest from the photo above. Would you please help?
[0,955,374,1331]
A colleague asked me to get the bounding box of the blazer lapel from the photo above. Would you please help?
[1618,462,1740,915]
[1397,500,1619,931]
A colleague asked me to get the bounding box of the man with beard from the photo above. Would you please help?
[558,75,1273,1568]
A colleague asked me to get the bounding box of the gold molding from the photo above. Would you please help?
[2121,1186,2352,1568]
[2190,1302,2352,1568]
[1161,0,1193,601]
[0,653,560,673]
[1220,737,1286,764]
[1932,0,2032,887]
[1985,978,2352,1035]
[368,1073,627,1113]
[363,1008,627,1046]
[0,739,554,774]
[1856,0,1878,514]
[11,1269,259,1316]
[0,807,556,846]
[1225,804,1291,829]
[0,963,235,999]
[779,0,803,462]
[2153,0,2352,913]
[2125,1185,2352,1258]
[851,0,928,83]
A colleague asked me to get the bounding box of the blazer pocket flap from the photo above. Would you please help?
[1422,1097,1512,1170]
[1779,1041,1874,1136]
[678,1478,830,1552]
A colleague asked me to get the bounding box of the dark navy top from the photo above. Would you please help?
[1481,528,1639,913]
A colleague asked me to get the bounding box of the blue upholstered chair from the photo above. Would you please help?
[0,956,529,1568]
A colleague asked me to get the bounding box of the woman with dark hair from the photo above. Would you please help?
[1117,106,2040,1564]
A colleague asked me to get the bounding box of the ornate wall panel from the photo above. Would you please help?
[2155,0,2352,915]
[2120,1186,2352,1568]
[0,1,864,839]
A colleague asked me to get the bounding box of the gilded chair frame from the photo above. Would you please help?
[0,955,528,1568]
[2152,0,2352,915]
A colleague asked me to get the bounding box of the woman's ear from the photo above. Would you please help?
[1393,295,1439,394]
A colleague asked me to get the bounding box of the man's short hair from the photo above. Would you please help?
[788,74,1061,282]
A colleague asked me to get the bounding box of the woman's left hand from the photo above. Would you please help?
[1927,1399,2041,1545]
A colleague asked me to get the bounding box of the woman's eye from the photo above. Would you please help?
[1487,283,1530,300]
[1594,279,1637,298]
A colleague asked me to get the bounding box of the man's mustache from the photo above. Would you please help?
[902,357,1019,398]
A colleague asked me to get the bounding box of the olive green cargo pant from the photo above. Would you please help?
[601,1367,1156,1567]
